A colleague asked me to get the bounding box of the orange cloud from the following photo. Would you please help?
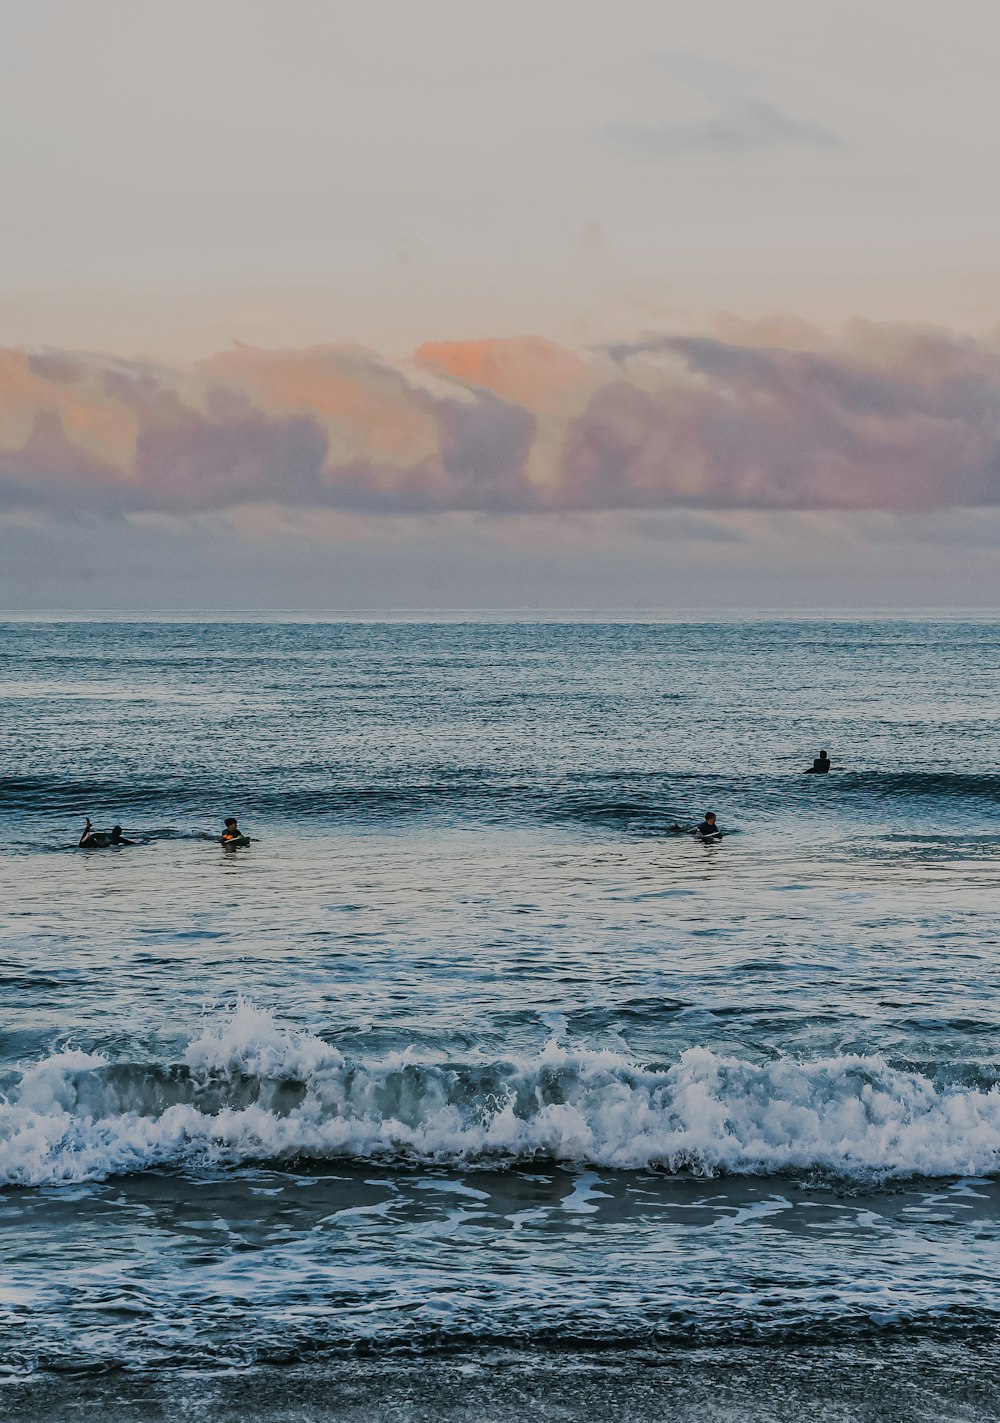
[0,350,138,484]
[414,336,595,415]
[3,323,1000,518]
[201,345,440,468]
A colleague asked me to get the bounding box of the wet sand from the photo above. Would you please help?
[3,1341,999,1423]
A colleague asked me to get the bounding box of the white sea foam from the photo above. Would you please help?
[183,997,344,1079]
[2,1003,1000,1187]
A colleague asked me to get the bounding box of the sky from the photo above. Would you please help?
[2,0,1000,610]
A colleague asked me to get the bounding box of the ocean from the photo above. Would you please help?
[2,615,999,1419]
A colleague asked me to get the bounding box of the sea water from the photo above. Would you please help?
[1,617,999,1388]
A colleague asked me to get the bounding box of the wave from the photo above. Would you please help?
[3,1002,1000,1187]
[553,771,1000,830]
[0,772,517,822]
[7,766,1000,833]
[832,771,1000,803]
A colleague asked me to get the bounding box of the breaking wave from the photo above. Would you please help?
[3,1001,1000,1187]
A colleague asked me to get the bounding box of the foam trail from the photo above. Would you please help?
[3,1003,1000,1187]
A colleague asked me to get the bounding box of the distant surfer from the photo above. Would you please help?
[804,750,831,774]
[667,812,723,842]
[221,816,249,846]
[79,819,135,848]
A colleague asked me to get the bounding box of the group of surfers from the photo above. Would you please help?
[78,816,247,849]
[672,749,831,842]
[76,751,833,851]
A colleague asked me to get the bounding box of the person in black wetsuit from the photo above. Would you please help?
[220,816,246,845]
[79,819,135,847]
[804,750,831,774]
[666,811,723,839]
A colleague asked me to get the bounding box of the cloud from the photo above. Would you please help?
[605,99,841,158]
[655,51,756,98]
[4,322,1000,521]
[604,48,841,158]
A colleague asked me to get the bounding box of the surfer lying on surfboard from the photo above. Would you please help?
[667,811,723,842]
[79,819,136,848]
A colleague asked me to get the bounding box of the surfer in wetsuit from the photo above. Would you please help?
[804,750,831,774]
[668,812,723,840]
[221,816,246,845]
[79,819,135,847]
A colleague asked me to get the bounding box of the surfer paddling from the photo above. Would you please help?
[667,811,723,842]
[79,819,135,848]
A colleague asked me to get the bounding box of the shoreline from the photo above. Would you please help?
[4,1341,999,1422]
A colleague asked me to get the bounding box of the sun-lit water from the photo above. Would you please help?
[2,617,999,1376]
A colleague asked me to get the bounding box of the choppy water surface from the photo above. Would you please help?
[1,617,999,1376]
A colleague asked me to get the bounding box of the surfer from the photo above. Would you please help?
[804,750,831,774]
[667,812,723,841]
[79,819,135,848]
[221,816,247,846]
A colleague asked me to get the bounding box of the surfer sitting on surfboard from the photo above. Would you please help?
[804,750,831,774]
[221,816,249,846]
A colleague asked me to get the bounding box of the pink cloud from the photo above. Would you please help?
[2,323,1000,517]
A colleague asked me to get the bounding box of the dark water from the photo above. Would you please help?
[1,617,999,1390]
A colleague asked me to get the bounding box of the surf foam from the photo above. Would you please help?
[2,1003,999,1186]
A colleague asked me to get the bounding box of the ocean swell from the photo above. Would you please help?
[2,1002,999,1187]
